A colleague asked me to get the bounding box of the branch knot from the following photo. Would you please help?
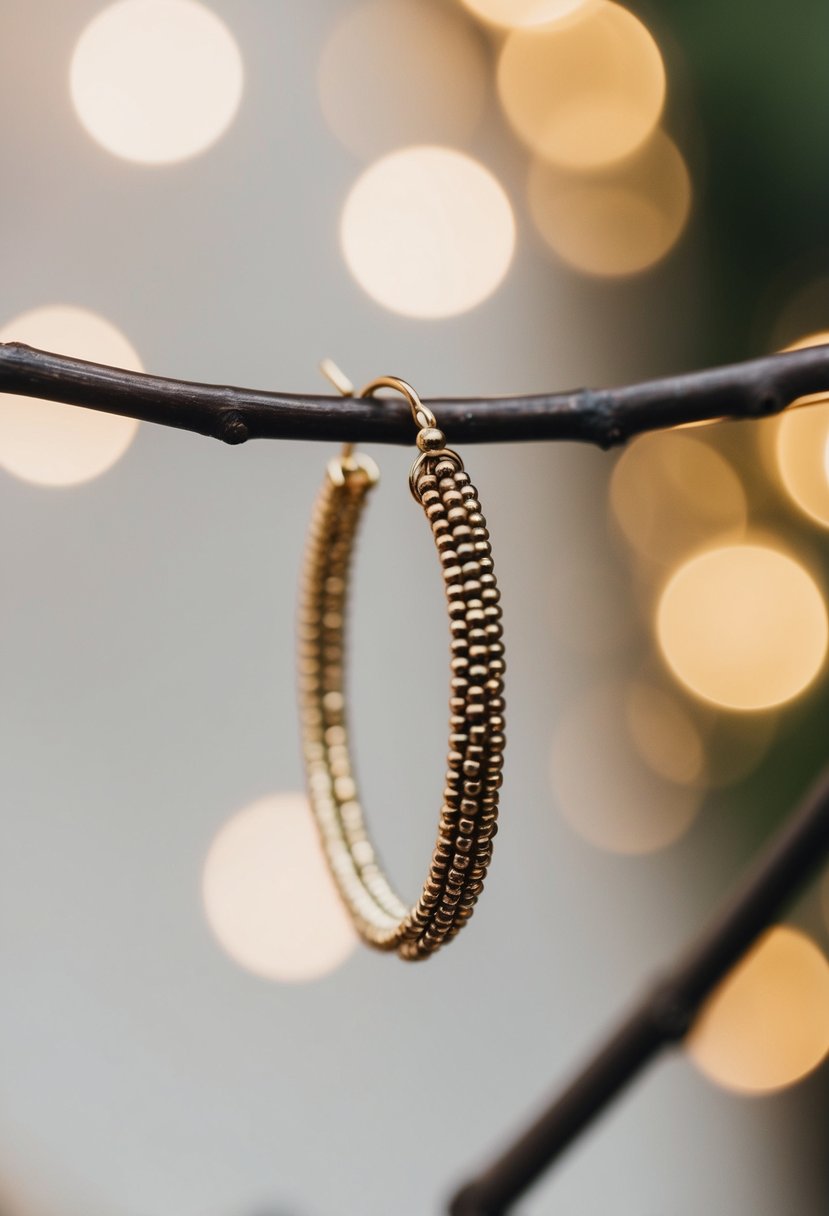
[217,410,249,445]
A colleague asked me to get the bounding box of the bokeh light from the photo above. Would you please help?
[624,681,705,785]
[551,681,702,854]
[202,793,357,983]
[70,0,243,164]
[497,1,665,170]
[340,145,515,318]
[656,544,828,711]
[318,0,486,159]
[688,926,829,1094]
[458,0,592,28]
[528,129,691,277]
[610,432,747,565]
[0,306,141,486]
[775,332,829,528]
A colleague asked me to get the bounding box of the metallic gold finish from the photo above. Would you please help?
[298,363,506,960]
[416,426,446,453]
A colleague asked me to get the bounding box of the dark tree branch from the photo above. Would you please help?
[1,342,828,448]
[448,767,829,1215]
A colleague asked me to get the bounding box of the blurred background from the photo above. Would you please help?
[1,1,828,1213]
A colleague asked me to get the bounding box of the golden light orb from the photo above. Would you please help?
[609,432,747,566]
[688,926,829,1094]
[340,145,515,318]
[528,129,691,277]
[775,331,829,528]
[70,0,243,164]
[656,544,828,711]
[0,305,141,487]
[202,793,357,984]
[497,1,665,170]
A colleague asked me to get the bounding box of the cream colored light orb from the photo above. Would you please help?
[497,1,665,170]
[656,544,828,711]
[528,129,691,277]
[340,146,515,318]
[70,0,243,164]
[688,927,829,1094]
[0,306,142,486]
[202,793,357,984]
[318,0,487,159]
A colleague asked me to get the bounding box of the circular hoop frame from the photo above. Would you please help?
[298,379,505,960]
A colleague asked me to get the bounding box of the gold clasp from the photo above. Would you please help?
[356,374,462,501]
[319,361,462,500]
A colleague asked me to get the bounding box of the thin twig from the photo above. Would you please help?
[447,767,829,1215]
[1,342,828,448]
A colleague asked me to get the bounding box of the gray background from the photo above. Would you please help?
[1,3,827,1214]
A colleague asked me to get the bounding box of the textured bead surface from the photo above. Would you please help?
[298,451,506,960]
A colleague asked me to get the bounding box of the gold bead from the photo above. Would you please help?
[417,426,446,452]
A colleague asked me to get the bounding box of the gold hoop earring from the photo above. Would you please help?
[298,361,506,961]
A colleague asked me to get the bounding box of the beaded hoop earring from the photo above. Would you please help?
[298,363,505,961]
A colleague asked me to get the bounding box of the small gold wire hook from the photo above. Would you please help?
[356,373,461,501]
[357,374,438,432]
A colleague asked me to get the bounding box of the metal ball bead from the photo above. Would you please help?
[417,427,446,452]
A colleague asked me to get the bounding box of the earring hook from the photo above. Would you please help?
[357,374,438,432]
[318,360,456,499]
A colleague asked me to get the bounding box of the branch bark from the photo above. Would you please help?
[1,341,828,448]
[448,767,829,1215]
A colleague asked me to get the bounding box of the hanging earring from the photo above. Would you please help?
[298,361,506,961]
